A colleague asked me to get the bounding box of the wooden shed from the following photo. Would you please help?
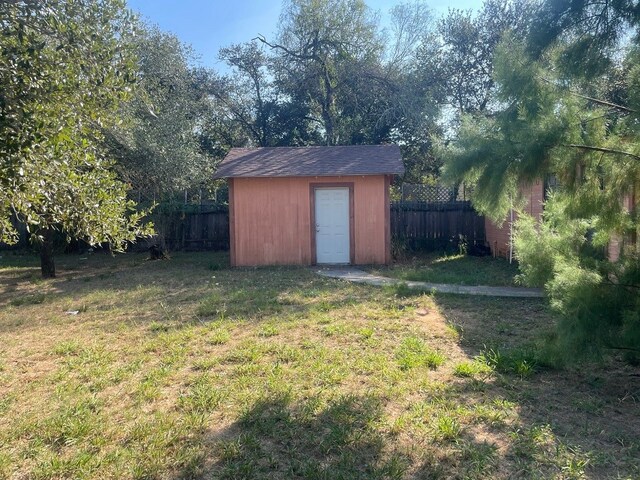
[214,145,404,266]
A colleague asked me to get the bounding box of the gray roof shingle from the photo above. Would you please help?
[213,145,404,178]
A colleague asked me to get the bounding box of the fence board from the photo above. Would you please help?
[390,201,485,251]
[154,209,230,251]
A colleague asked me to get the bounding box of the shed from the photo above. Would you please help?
[214,145,404,266]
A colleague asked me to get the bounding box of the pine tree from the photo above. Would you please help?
[443,1,640,361]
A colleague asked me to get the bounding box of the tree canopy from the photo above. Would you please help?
[0,0,151,277]
[104,25,214,204]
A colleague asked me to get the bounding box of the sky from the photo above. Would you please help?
[126,0,483,69]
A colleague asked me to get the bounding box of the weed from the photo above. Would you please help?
[53,340,83,356]
[396,336,445,370]
[358,326,375,340]
[460,440,498,475]
[267,344,300,364]
[386,282,424,298]
[257,323,279,338]
[572,397,605,414]
[193,357,219,371]
[39,398,102,447]
[480,347,538,377]
[197,291,225,318]
[10,293,46,306]
[453,360,493,378]
[444,322,462,340]
[208,328,231,345]
[224,341,262,364]
[0,452,11,479]
[562,456,589,479]
[323,323,346,336]
[0,394,14,415]
[149,321,172,333]
[178,374,224,414]
[435,415,461,441]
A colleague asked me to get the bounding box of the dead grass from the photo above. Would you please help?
[0,251,638,479]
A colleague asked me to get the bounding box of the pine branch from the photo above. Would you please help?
[569,91,636,114]
[607,346,640,353]
[513,53,637,114]
[561,144,640,161]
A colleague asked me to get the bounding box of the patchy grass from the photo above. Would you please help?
[370,252,520,287]
[0,251,638,479]
[453,359,493,378]
[396,336,446,370]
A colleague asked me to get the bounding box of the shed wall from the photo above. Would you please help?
[229,175,389,266]
[485,180,545,258]
[608,191,637,262]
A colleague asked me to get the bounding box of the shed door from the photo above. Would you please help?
[315,188,350,264]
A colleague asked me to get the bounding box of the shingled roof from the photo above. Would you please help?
[213,145,404,178]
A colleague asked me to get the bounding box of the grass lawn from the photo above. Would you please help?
[368,253,521,287]
[0,252,638,479]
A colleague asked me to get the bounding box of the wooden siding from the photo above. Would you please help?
[485,180,545,258]
[608,190,637,262]
[230,175,389,266]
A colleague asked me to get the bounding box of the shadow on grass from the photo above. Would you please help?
[204,392,388,479]
[181,389,513,480]
[0,251,367,335]
[3,253,639,478]
[373,252,520,287]
[434,293,640,479]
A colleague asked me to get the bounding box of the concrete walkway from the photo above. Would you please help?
[315,267,544,298]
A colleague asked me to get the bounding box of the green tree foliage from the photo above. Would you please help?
[214,42,280,147]
[0,0,151,277]
[105,25,213,203]
[259,0,386,145]
[211,41,320,147]
[252,0,443,180]
[408,0,532,180]
[384,2,443,180]
[417,0,533,124]
[444,0,640,361]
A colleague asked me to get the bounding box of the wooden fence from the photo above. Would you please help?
[390,201,485,251]
[154,208,230,251]
[153,201,485,253]
[0,201,485,254]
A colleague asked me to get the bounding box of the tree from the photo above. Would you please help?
[258,0,384,145]
[381,2,443,181]
[210,41,320,147]
[253,0,444,179]
[105,25,212,203]
[213,42,277,147]
[0,0,151,277]
[443,0,640,361]
[417,0,533,125]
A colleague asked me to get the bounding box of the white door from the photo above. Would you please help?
[315,188,350,264]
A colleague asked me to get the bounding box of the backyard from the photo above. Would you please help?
[0,252,638,479]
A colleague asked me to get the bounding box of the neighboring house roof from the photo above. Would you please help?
[213,145,404,178]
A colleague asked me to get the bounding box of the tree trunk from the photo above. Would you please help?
[321,63,336,146]
[40,229,55,278]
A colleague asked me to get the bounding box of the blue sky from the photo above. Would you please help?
[126,0,483,69]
